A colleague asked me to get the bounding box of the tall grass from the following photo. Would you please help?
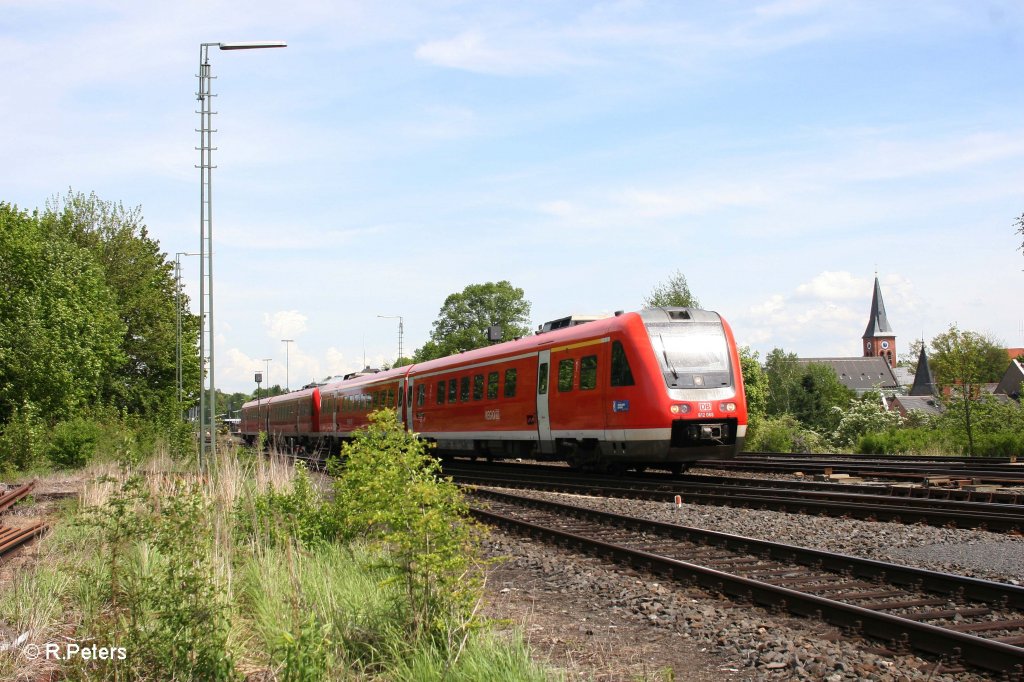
[2,430,551,680]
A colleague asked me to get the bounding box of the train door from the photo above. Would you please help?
[404,378,414,430]
[535,350,554,454]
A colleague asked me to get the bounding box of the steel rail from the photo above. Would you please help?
[448,467,1024,532]
[0,522,48,559]
[0,481,35,513]
[468,488,1024,676]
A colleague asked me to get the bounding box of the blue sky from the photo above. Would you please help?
[3,0,1023,393]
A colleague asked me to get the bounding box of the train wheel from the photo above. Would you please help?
[668,463,686,477]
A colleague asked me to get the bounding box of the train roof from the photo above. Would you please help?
[240,383,320,410]
[316,307,725,394]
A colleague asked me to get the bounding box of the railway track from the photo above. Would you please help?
[698,452,1024,486]
[467,487,1024,677]
[443,461,1024,533]
[0,482,48,561]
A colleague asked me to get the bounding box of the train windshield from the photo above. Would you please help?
[646,321,732,389]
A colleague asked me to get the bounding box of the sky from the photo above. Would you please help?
[3,0,1023,394]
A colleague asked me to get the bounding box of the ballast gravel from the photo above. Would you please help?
[480,480,1024,681]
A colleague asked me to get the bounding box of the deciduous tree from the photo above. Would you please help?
[413,281,531,361]
[643,270,700,308]
[0,202,125,424]
[42,191,199,417]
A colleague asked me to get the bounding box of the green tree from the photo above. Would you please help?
[42,190,200,418]
[792,363,855,434]
[763,348,802,416]
[0,202,125,425]
[1015,211,1024,257]
[643,269,700,308]
[928,324,1006,455]
[830,393,903,449]
[738,347,768,426]
[413,281,531,362]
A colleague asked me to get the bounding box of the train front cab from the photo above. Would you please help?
[596,308,746,469]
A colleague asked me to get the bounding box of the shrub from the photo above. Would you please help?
[744,414,829,453]
[46,417,102,469]
[0,403,45,472]
[331,409,483,643]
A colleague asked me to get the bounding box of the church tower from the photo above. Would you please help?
[862,276,896,368]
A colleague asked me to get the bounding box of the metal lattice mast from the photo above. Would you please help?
[197,43,218,468]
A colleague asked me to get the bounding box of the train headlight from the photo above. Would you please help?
[720,402,736,412]
[670,403,691,415]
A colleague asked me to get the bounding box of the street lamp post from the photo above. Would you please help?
[175,251,199,412]
[281,339,294,392]
[377,315,404,364]
[197,39,286,468]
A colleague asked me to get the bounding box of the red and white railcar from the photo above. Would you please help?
[241,307,746,472]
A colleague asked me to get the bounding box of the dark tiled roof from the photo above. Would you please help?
[795,357,900,392]
[890,395,944,416]
[862,277,894,339]
[996,359,1024,399]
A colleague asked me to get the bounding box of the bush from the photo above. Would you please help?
[744,414,830,453]
[46,417,102,469]
[0,403,45,473]
[234,463,338,548]
[330,409,483,643]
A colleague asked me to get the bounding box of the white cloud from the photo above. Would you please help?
[264,310,308,339]
[795,271,867,301]
[415,29,584,76]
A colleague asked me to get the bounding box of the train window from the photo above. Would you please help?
[436,380,445,404]
[460,376,470,401]
[611,340,635,386]
[407,385,413,406]
[386,387,394,407]
[398,386,404,407]
[473,374,484,400]
[504,368,517,398]
[580,355,598,390]
[558,359,575,392]
[487,372,499,399]
[448,379,458,403]
[416,384,426,406]
[538,363,548,395]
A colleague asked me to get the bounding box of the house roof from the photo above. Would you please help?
[996,359,1024,399]
[795,356,900,393]
[862,276,894,339]
[890,395,944,416]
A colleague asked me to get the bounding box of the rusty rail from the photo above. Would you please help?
[0,481,35,513]
[0,521,48,559]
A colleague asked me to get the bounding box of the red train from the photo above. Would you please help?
[240,307,747,473]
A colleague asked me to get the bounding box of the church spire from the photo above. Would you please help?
[862,276,896,368]
[909,343,938,397]
[862,276,893,338]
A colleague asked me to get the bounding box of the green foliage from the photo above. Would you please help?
[414,281,531,361]
[928,324,1008,455]
[857,427,947,455]
[829,394,903,449]
[643,269,700,308]
[1015,211,1024,258]
[738,347,768,427]
[0,403,46,473]
[234,463,339,548]
[763,349,853,432]
[0,202,126,425]
[43,191,200,418]
[78,476,238,681]
[929,324,1008,387]
[45,416,103,469]
[331,409,482,641]
[744,414,830,453]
